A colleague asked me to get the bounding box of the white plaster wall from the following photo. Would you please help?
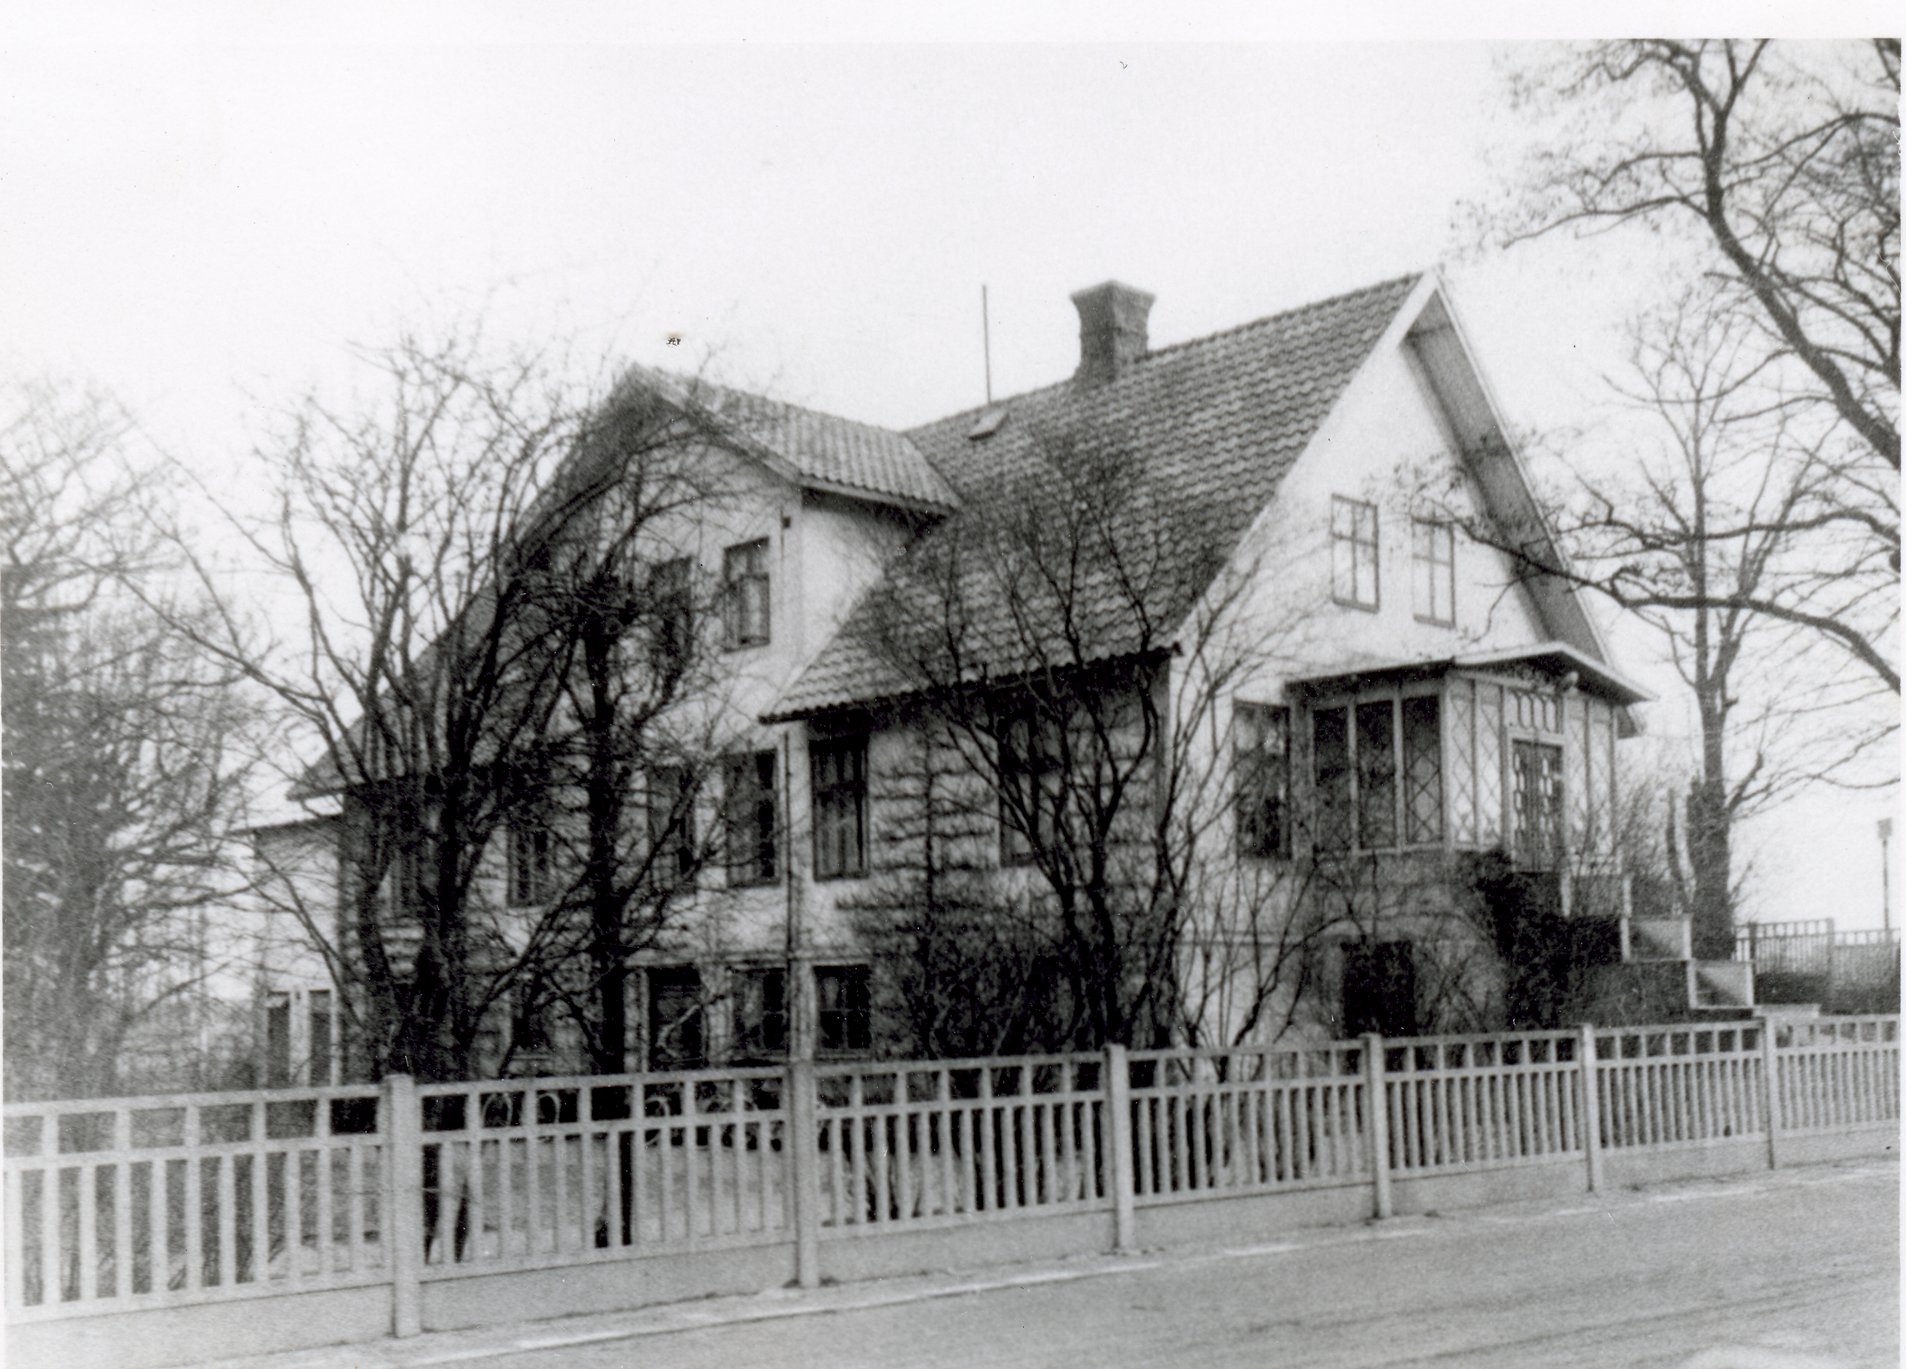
[1224,333,1551,703]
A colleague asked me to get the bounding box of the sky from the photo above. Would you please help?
[2,4,1898,929]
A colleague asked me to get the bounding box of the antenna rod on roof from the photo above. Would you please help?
[981,284,993,405]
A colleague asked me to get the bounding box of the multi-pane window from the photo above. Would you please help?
[507,817,552,907]
[1330,496,1379,609]
[723,751,779,885]
[309,989,334,1086]
[1511,739,1565,870]
[647,766,697,883]
[1355,702,1397,849]
[999,708,1064,865]
[265,992,291,1087]
[1313,707,1354,853]
[1411,519,1456,625]
[732,967,787,1059]
[647,965,704,1069]
[1235,703,1291,858]
[815,964,872,1054]
[512,974,553,1056]
[811,738,868,879]
[1401,696,1444,845]
[650,556,694,665]
[1311,695,1443,853]
[722,540,771,648]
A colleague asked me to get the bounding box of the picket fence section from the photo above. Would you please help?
[6,1015,1897,1342]
[812,1055,1108,1231]
[1125,1042,1369,1201]
[413,1066,791,1281]
[1384,1030,1584,1175]
[3,1084,387,1322]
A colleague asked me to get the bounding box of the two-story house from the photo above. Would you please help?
[258,270,1720,1084]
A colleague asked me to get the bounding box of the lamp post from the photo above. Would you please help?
[1880,817,1893,934]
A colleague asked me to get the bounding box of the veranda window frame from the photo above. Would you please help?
[1307,685,1446,855]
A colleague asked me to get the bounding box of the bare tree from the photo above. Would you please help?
[844,425,1323,1052]
[166,340,732,1082]
[1419,287,1894,959]
[1475,39,1899,698]
[2,382,258,1100]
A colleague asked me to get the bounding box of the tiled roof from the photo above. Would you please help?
[770,273,1423,718]
[675,378,959,512]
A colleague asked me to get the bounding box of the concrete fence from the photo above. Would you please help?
[8,1016,1897,1369]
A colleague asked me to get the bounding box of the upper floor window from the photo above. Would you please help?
[1411,519,1455,625]
[811,738,869,879]
[815,964,872,1054]
[722,539,771,648]
[650,556,694,665]
[999,707,1064,865]
[507,817,552,907]
[1331,496,1379,610]
[646,765,697,884]
[1312,694,1443,853]
[723,750,779,886]
[1235,702,1291,859]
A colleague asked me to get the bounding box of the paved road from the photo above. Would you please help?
[455,1162,1898,1369]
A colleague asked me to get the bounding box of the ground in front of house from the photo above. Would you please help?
[210,1157,1897,1369]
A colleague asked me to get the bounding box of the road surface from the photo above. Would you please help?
[239,1159,1901,1369]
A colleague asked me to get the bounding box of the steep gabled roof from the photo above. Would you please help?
[622,366,958,513]
[769,274,1423,718]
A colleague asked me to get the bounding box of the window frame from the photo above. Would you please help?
[723,750,780,887]
[731,965,788,1060]
[646,965,705,1071]
[721,539,772,649]
[1234,701,1292,859]
[650,556,695,665]
[1308,688,1445,856]
[810,737,869,880]
[814,963,872,1055]
[1330,496,1380,611]
[506,816,553,908]
[646,765,698,885]
[998,706,1064,866]
[1411,517,1456,626]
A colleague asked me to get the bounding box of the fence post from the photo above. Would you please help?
[1758,1018,1783,1171]
[1103,1044,1136,1253]
[787,1059,821,1289]
[1361,1033,1392,1220]
[1577,1024,1603,1193]
[381,1072,423,1339]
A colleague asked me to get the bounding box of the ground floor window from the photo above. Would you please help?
[815,964,872,1054]
[1511,739,1564,869]
[647,965,705,1069]
[1311,694,1443,853]
[732,966,788,1059]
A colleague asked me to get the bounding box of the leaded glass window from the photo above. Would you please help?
[1313,706,1353,852]
[1355,701,1396,848]
[1402,695,1443,845]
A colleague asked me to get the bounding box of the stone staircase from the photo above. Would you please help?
[1575,911,1771,1024]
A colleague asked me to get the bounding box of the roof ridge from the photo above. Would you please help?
[908,271,1424,434]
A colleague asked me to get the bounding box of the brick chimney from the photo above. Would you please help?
[1070,281,1154,385]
